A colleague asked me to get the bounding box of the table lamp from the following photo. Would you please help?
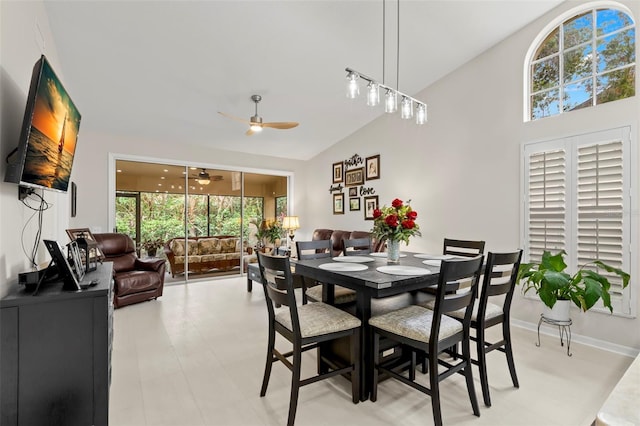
[282,216,300,252]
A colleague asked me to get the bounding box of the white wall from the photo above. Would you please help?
[302,1,640,349]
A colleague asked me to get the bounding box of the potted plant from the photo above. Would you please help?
[256,219,283,251]
[517,250,630,320]
[140,238,164,257]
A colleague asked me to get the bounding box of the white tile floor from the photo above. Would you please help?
[109,276,633,426]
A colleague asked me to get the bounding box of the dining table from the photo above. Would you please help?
[292,252,444,401]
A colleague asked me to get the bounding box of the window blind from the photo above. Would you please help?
[527,149,566,263]
[577,141,625,299]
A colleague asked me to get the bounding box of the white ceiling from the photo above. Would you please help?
[43,0,563,161]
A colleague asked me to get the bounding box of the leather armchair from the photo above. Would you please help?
[94,233,166,308]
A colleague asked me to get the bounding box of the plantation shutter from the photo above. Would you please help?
[576,140,627,311]
[522,127,632,316]
[526,149,566,263]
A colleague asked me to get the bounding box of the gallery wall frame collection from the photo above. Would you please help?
[331,153,380,218]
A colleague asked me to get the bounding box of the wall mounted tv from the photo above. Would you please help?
[4,55,81,194]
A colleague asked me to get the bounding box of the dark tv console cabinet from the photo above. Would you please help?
[1,262,114,426]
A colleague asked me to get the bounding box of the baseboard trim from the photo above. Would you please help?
[511,319,639,358]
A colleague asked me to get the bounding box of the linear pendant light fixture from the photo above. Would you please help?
[345,0,427,125]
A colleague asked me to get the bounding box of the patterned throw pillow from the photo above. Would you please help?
[220,238,237,253]
[170,239,185,256]
[198,238,221,254]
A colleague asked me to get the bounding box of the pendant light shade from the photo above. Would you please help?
[400,96,413,119]
[385,89,397,113]
[346,71,360,99]
[416,103,427,125]
[366,81,380,106]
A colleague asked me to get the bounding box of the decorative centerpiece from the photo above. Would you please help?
[371,198,421,264]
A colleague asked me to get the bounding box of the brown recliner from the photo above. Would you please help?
[94,233,166,308]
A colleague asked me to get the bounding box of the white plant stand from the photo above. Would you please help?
[536,314,572,356]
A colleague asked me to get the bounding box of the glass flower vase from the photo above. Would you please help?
[387,239,400,264]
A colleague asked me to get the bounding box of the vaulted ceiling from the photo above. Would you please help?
[44,0,564,161]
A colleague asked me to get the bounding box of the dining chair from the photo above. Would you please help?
[369,255,484,426]
[256,252,361,426]
[429,250,523,406]
[342,236,372,256]
[443,238,485,258]
[296,240,357,305]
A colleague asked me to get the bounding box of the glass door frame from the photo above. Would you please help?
[108,153,295,283]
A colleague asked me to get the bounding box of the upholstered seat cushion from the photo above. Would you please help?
[113,270,163,296]
[369,305,462,343]
[306,285,357,304]
[421,300,503,322]
[275,302,361,338]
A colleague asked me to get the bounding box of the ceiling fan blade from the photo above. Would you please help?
[218,111,251,124]
[245,128,256,136]
[262,122,299,130]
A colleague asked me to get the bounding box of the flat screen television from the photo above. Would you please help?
[4,55,81,193]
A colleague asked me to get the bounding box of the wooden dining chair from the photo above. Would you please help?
[257,252,361,426]
[342,236,372,256]
[436,250,523,406]
[443,238,485,258]
[369,255,484,426]
[296,240,357,305]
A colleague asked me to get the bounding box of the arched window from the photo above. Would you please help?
[527,4,635,121]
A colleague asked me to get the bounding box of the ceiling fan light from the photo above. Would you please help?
[346,71,360,99]
[250,124,263,132]
[196,178,210,185]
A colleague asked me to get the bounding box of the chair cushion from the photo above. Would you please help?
[220,238,237,253]
[421,300,503,322]
[306,285,357,304]
[115,270,162,296]
[275,302,361,338]
[369,305,462,343]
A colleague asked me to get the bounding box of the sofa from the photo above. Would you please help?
[311,228,385,257]
[164,236,255,277]
[94,233,166,309]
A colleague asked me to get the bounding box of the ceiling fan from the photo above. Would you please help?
[191,168,222,185]
[218,95,299,136]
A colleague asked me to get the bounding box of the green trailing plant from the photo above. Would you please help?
[140,238,164,252]
[517,250,630,313]
[256,219,283,245]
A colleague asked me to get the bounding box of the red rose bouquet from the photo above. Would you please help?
[371,198,421,244]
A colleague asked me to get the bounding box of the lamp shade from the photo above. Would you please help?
[282,216,300,230]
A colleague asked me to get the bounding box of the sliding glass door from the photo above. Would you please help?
[114,159,289,284]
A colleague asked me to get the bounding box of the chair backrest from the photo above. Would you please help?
[443,238,486,258]
[296,240,332,260]
[431,256,484,343]
[342,236,372,256]
[257,252,302,334]
[477,250,523,323]
[94,232,138,272]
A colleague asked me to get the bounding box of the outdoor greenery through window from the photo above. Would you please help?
[116,193,264,251]
[529,6,635,120]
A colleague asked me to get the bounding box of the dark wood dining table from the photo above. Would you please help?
[292,253,440,401]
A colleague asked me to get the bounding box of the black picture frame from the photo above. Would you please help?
[332,162,344,183]
[333,193,344,214]
[366,155,380,180]
[348,187,358,197]
[345,167,365,187]
[70,181,77,217]
[364,195,379,220]
[43,239,80,291]
[349,197,361,211]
